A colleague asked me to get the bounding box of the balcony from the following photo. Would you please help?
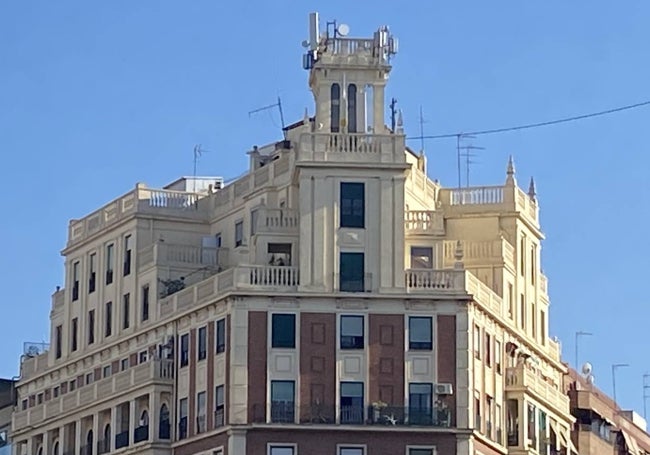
[158,265,299,318]
[115,431,129,449]
[254,207,299,234]
[368,406,452,427]
[13,360,173,432]
[505,364,569,415]
[297,133,406,166]
[442,238,516,268]
[404,210,445,236]
[137,242,229,275]
[405,269,466,293]
[67,185,208,248]
[134,424,149,443]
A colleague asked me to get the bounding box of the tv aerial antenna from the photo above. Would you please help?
[249,96,287,139]
[460,143,484,187]
[455,134,481,188]
[418,106,427,154]
[192,145,214,192]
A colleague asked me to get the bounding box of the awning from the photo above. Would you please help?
[553,420,579,455]
[620,429,642,455]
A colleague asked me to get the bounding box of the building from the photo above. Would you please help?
[566,368,650,455]
[12,12,577,455]
[1,378,17,455]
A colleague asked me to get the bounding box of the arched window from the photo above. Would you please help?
[37,447,43,455]
[159,403,170,439]
[347,84,357,133]
[104,424,111,451]
[330,83,341,133]
[140,409,149,426]
[86,429,94,452]
[52,441,59,455]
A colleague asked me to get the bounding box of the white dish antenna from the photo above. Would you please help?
[581,362,592,376]
[337,23,350,37]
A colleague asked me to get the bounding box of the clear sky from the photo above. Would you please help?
[2,1,649,415]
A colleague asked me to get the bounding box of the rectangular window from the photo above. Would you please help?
[123,234,132,276]
[520,295,526,329]
[531,302,537,339]
[269,447,295,455]
[485,333,492,367]
[105,301,113,337]
[486,395,493,438]
[339,252,365,292]
[122,293,130,329]
[141,285,150,322]
[89,253,96,293]
[268,243,292,266]
[496,403,503,444]
[409,316,432,350]
[530,245,537,285]
[507,283,514,319]
[540,311,546,344]
[180,333,189,367]
[495,339,502,374]
[215,385,225,428]
[88,310,95,345]
[409,450,434,455]
[121,358,129,371]
[340,382,364,424]
[409,383,433,425]
[475,392,481,432]
[520,236,526,276]
[103,365,111,378]
[340,315,364,349]
[139,351,148,363]
[69,379,76,392]
[53,387,59,398]
[270,380,295,423]
[250,209,259,236]
[85,372,94,385]
[340,182,365,228]
[179,398,188,440]
[215,232,222,248]
[235,220,244,247]
[198,326,207,360]
[71,317,78,352]
[72,261,80,301]
[507,399,519,446]
[272,314,296,348]
[339,449,364,455]
[410,246,433,269]
[106,243,114,284]
[55,325,62,359]
[216,318,226,354]
[197,391,207,433]
[473,325,481,359]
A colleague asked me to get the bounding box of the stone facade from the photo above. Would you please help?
[12,12,574,455]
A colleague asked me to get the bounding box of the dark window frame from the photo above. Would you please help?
[216,318,226,354]
[340,315,364,349]
[409,316,432,350]
[180,334,189,367]
[340,182,365,228]
[198,326,207,361]
[271,314,296,348]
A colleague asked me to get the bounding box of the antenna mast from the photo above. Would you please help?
[418,106,426,154]
[248,97,287,139]
[460,144,485,187]
[192,145,213,192]
[644,374,650,420]
[390,98,398,132]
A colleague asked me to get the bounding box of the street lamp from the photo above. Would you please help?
[612,363,630,407]
[575,331,593,368]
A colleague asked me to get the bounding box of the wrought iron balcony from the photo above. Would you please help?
[368,406,451,427]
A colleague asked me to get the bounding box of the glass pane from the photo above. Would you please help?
[272,314,296,348]
[340,253,364,291]
[409,450,433,455]
[340,449,363,455]
[409,317,432,343]
[216,386,224,406]
[341,316,363,336]
[410,247,433,269]
[270,448,294,455]
[341,382,363,397]
[271,381,295,402]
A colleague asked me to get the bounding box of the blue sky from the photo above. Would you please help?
[2,1,649,414]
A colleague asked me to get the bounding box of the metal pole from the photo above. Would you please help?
[612,363,629,408]
[643,374,650,420]
[575,331,593,368]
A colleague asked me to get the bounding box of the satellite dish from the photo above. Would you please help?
[301,40,310,48]
[337,23,350,36]
[582,362,593,376]
[587,375,595,385]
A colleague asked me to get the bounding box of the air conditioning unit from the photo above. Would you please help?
[435,383,454,395]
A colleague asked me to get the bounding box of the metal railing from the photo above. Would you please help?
[115,431,129,449]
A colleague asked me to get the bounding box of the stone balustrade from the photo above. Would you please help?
[505,364,569,415]
[137,243,229,273]
[254,207,299,234]
[297,133,406,165]
[404,210,444,236]
[442,238,516,267]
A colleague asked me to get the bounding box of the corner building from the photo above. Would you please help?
[12,13,577,455]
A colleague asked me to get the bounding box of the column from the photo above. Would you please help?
[129,400,136,446]
[42,431,49,455]
[92,413,99,455]
[59,424,67,455]
[149,392,160,442]
[75,420,82,454]
[110,407,118,452]
[372,83,385,132]
[25,437,33,455]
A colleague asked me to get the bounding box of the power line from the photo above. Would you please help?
[407,99,650,141]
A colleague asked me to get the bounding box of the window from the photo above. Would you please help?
[197,391,206,433]
[106,243,114,284]
[486,395,493,438]
[105,301,113,337]
[272,314,296,348]
[340,315,364,349]
[215,385,225,428]
[270,381,295,423]
[485,333,492,367]
[495,340,502,374]
[122,293,130,329]
[474,392,481,431]
[520,236,526,275]
[72,261,80,301]
[339,252,365,292]
[215,232,222,248]
[409,383,433,425]
[55,325,62,359]
[88,310,95,345]
[216,318,226,354]
[123,234,132,276]
[121,358,129,371]
[69,379,76,392]
[103,365,111,378]
[139,351,148,363]
[251,209,259,236]
[339,448,364,455]
[141,285,149,322]
[531,302,537,339]
[495,403,503,443]
[89,253,96,293]
[507,283,514,319]
[269,446,295,455]
[180,334,189,367]
[179,398,188,440]
[540,311,546,344]
[340,382,364,424]
[235,220,244,247]
[409,316,432,350]
[331,83,341,133]
[347,84,357,133]
[198,326,207,360]
[520,295,526,329]
[71,318,78,352]
[409,448,434,455]
[340,182,365,228]
[507,399,519,446]
[473,325,481,359]
[410,246,433,269]
[530,245,537,284]
[85,372,94,385]
[268,243,292,266]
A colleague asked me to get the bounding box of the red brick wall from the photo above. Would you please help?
[248,311,267,422]
[369,314,405,407]
[173,430,229,455]
[299,312,336,420]
[188,328,196,437]
[437,314,457,426]
[207,320,215,429]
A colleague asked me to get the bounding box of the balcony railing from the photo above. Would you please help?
[137,243,229,273]
[254,207,299,234]
[405,269,466,292]
[159,420,170,440]
[442,238,516,267]
[368,406,451,427]
[134,424,148,443]
[404,210,444,236]
[115,430,129,449]
[505,364,569,414]
[297,133,406,165]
